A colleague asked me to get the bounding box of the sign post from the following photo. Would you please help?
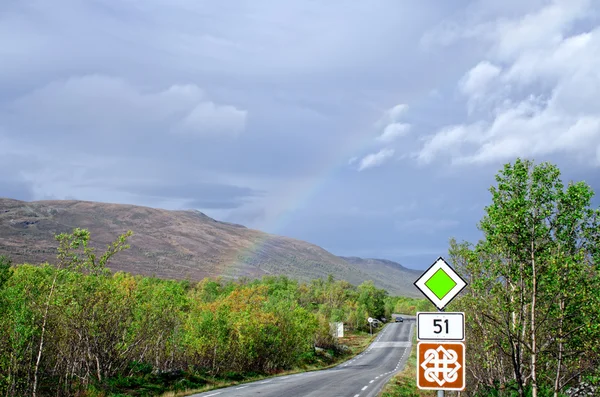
[414,257,468,395]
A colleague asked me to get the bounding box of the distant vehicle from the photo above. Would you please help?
[395,317,403,323]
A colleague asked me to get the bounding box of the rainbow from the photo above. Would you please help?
[218,89,442,277]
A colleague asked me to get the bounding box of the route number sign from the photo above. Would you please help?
[417,342,465,391]
[417,312,465,341]
[414,257,467,310]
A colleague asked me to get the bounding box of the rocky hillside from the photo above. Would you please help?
[0,198,422,297]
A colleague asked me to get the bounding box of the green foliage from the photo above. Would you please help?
[0,255,12,289]
[448,158,600,397]
[55,227,133,275]
[0,228,388,396]
[384,296,434,317]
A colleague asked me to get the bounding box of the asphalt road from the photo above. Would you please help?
[190,319,415,397]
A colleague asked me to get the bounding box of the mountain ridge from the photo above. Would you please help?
[0,198,422,297]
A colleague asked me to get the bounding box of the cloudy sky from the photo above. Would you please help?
[2,0,600,269]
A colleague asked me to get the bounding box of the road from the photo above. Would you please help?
[190,318,415,397]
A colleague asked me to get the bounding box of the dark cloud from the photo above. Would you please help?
[0,179,34,201]
[121,182,262,210]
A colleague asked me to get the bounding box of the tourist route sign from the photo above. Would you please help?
[417,341,465,391]
[414,257,467,310]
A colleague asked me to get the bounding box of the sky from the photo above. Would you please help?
[2,0,600,270]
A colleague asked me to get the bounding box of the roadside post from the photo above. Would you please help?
[368,317,373,336]
[414,257,468,396]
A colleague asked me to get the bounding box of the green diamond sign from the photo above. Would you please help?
[414,257,467,310]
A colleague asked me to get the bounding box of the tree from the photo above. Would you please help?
[447,159,600,397]
[0,255,12,289]
[358,280,387,319]
[32,228,133,397]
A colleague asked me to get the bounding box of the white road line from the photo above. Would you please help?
[236,386,248,390]
[362,386,368,391]
[369,380,374,384]
[205,393,221,397]
[258,380,272,384]
[354,395,360,397]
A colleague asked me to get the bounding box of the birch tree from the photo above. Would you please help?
[447,158,600,397]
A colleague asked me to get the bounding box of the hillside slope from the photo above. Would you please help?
[0,198,422,297]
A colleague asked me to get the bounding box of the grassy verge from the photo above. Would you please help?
[378,331,435,397]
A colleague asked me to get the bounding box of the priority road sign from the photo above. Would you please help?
[414,257,467,310]
[417,341,465,391]
[417,312,465,341]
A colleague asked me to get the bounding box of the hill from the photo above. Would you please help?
[0,198,423,297]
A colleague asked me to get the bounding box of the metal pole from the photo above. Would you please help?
[438,306,445,397]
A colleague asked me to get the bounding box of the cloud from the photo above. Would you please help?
[173,102,247,137]
[376,123,411,143]
[120,181,262,210]
[3,75,247,139]
[459,61,502,112]
[375,104,409,130]
[351,103,411,171]
[375,105,411,146]
[358,148,395,171]
[417,0,600,166]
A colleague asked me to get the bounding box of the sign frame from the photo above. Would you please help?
[417,341,466,391]
[417,312,465,341]
[414,257,467,310]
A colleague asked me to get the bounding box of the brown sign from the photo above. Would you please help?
[417,341,465,391]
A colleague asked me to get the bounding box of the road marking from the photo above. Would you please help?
[205,393,221,397]
[370,380,374,383]
[362,386,368,391]
[236,386,248,389]
[258,380,272,384]
[354,395,360,397]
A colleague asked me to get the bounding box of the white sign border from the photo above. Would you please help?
[416,311,465,341]
[414,257,467,310]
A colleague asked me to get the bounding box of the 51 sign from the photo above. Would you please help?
[417,312,465,341]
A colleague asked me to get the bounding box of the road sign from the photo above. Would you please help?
[417,341,465,391]
[368,317,374,323]
[414,257,467,310]
[417,312,465,341]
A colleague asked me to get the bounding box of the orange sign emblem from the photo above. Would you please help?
[417,342,465,391]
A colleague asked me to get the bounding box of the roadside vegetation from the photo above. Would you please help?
[379,158,600,397]
[0,229,394,396]
[445,159,600,397]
